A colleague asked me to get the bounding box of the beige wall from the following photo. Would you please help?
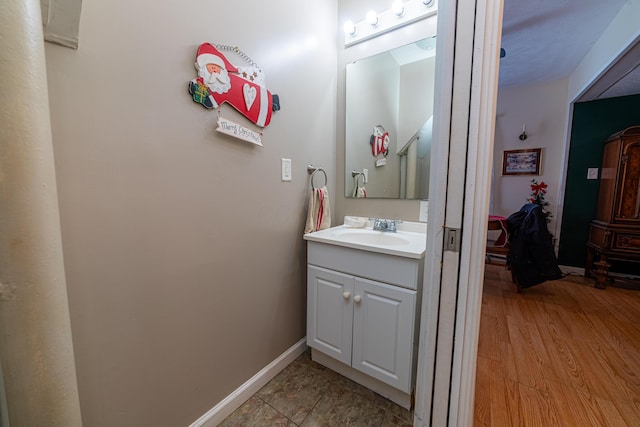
[45,0,337,425]
[492,79,570,239]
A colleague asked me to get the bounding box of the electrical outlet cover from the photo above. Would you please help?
[281,158,292,181]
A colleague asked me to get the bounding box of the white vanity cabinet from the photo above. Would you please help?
[307,265,416,391]
[305,238,424,408]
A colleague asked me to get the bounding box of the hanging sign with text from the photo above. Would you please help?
[216,115,263,146]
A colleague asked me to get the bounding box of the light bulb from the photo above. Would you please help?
[343,20,356,36]
[392,1,405,16]
[366,10,378,26]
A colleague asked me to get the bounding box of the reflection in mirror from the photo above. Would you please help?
[345,37,436,199]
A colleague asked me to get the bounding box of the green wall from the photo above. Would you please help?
[558,94,640,267]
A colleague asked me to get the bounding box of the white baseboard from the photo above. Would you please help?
[560,265,585,276]
[189,338,308,427]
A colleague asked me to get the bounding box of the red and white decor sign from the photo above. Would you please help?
[370,125,389,166]
[188,43,281,144]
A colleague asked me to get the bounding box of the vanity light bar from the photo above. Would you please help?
[344,0,437,47]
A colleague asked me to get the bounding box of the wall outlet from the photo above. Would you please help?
[281,158,292,181]
[587,167,598,180]
[363,168,368,183]
[419,200,429,222]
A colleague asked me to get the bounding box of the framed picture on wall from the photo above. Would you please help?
[502,148,542,176]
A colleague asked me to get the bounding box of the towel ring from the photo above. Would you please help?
[308,166,327,190]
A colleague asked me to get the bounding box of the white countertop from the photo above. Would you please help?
[303,218,427,259]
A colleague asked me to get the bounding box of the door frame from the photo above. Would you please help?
[414,0,503,425]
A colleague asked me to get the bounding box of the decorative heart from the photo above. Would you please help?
[243,84,257,110]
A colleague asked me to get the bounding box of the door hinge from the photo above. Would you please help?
[444,227,461,252]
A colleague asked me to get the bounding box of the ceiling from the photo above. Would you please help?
[499,0,640,102]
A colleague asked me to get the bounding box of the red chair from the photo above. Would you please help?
[486,216,520,291]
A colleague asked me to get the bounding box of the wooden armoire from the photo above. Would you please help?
[586,126,640,289]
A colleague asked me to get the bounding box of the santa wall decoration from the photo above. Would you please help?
[370,125,389,167]
[188,43,280,145]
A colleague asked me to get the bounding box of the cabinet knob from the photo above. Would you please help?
[343,291,351,300]
[354,295,362,303]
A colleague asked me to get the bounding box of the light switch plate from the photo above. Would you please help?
[281,158,292,181]
[587,167,598,180]
[419,200,429,222]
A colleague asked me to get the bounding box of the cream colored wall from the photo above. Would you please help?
[492,79,570,238]
[45,0,337,425]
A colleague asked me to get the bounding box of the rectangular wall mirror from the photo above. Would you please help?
[345,37,436,199]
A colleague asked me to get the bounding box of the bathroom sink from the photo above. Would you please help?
[327,228,412,246]
[304,220,426,259]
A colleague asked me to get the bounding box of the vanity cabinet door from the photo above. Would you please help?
[352,277,416,392]
[307,265,354,365]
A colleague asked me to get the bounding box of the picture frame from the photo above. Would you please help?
[502,148,542,176]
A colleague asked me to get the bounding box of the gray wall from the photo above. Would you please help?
[45,0,337,425]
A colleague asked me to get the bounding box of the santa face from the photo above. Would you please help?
[199,63,231,94]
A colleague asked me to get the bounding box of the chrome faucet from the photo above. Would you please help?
[373,218,399,232]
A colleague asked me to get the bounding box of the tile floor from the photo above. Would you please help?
[219,349,414,426]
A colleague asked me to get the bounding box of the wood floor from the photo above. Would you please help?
[475,265,640,426]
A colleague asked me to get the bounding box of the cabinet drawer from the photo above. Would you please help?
[588,225,610,249]
[307,242,422,290]
[588,222,640,254]
[615,233,640,251]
